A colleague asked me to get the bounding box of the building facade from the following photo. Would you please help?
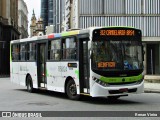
[0,0,20,76]
[45,25,54,35]
[41,0,48,31]
[48,0,53,26]
[18,0,28,38]
[30,10,44,37]
[65,0,160,76]
[53,0,65,33]
[41,0,65,33]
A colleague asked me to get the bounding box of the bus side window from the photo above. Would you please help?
[12,44,20,61]
[49,39,61,61]
[11,45,15,60]
[25,44,29,60]
[28,43,36,61]
[20,44,26,61]
[62,37,77,60]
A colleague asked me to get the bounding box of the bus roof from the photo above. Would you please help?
[11,29,90,43]
[11,26,140,43]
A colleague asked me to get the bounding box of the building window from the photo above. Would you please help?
[62,37,77,60]
[48,39,61,60]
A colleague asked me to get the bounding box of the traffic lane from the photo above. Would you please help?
[0,78,160,111]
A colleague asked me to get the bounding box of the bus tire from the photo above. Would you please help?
[66,80,80,100]
[27,75,35,93]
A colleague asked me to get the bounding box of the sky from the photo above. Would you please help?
[24,0,41,35]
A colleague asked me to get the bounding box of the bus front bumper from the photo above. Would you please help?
[90,80,144,97]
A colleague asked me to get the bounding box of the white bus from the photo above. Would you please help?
[10,26,144,100]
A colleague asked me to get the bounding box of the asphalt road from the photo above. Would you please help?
[0,78,160,120]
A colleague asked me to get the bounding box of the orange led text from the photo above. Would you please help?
[98,62,116,68]
[100,30,135,36]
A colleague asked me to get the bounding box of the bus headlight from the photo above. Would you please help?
[93,77,108,87]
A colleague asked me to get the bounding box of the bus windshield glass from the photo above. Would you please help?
[92,39,143,71]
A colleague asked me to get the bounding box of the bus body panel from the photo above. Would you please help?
[19,62,27,86]
[46,62,63,92]
[90,79,144,97]
[11,62,19,85]
[60,62,80,94]
[46,62,80,94]
[90,72,144,97]
[26,62,38,88]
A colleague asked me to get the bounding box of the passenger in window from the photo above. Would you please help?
[66,50,69,59]
[30,52,34,60]
[50,50,54,60]
[55,52,60,60]
[71,49,76,59]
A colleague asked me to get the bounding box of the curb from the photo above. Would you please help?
[144,79,160,83]
[144,89,160,93]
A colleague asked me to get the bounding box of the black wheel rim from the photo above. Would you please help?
[69,83,77,96]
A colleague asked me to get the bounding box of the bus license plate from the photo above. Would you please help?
[119,88,128,92]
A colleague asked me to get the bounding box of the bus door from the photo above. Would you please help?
[79,37,90,93]
[37,42,47,88]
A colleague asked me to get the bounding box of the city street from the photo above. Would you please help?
[0,78,160,112]
[1,0,160,119]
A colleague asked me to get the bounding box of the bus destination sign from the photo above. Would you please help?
[100,30,135,36]
[98,62,116,68]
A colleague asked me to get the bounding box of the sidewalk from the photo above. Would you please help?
[144,75,160,93]
[144,82,160,93]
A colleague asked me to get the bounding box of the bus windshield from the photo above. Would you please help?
[92,40,143,71]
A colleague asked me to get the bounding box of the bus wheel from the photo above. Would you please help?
[66,80,80,100]
[27,76,35,93]
[107,96,120,100]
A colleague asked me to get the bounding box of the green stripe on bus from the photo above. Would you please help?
[61,31,79,37]
[75,70,79,79]
[100,74,143,83]
[61,32,68,36]
[46,69,49,77]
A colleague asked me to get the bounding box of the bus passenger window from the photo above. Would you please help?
[28,43,36,61]
[20,44,26,61]
[49,39,61,61]
[62,37,77,60]
[12,44,20,61]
